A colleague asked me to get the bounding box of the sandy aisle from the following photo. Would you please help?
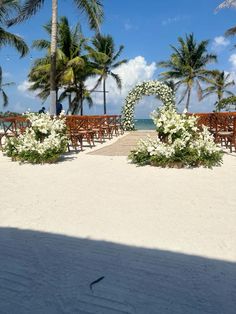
[0,148,236,313]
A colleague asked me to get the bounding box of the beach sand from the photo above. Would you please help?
[0,133,236,313]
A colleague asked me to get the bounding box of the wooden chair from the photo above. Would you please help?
[66,116,94,151]
[106,115,122,136]
[226,116,236,152]
[213,113,236,151]
[0,116,30,149]
[195,113,212,131]
[87,116,106,143]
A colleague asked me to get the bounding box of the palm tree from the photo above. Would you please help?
[0,1,28,108]
[29,16,95,114]
[7,0,103,115]
[87,34,127,114]
[202,70,235,111]
[158,33,217,111]
[216,1,236,36]
[0,0,28,57]
[59,58,96,115]
[0,67,15,107]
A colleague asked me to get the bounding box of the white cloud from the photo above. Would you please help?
[161,15,189,26]
[214,36,230,47]
[124,19,138,31]
[17,80,32,92]
[212,36,230,51]
[86,56,157,113]
[85,56,218,115]
[17,80,38,99]
[229,53,236,69]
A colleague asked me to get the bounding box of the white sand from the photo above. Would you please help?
[0,143,236,313]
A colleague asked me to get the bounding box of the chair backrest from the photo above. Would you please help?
[1,117,18,136]
[66,116,89,133]
[194,113,212,130]
[14,116,30,134]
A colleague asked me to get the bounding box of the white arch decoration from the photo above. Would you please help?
[121,80,174,130]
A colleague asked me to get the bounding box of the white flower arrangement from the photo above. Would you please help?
[121,80,174,130]
[129,107,223,168]
[4,112,68,164]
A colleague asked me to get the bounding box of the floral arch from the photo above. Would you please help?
[121,80,174,130]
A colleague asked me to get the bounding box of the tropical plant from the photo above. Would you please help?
[7,0,103,115]
[59,59,96,115]
[0,67,15,107]
[129,107,223,168]
[3,112,68,164]
[29,16,96,115]
[0,0,28,58]
[217,95,236,111]
[88,34,127,114]
[0,0,28,108]
[202,71,235,111]
[158,33,217,111]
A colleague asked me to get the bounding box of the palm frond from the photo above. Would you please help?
[110,72,122,89]
[1,90,8,107]
[7,0,45,26]
[73,0,103,31]
[178,87,189,104]
[0,27,29,57]
[32,39,50,50]
[225,25,236,36]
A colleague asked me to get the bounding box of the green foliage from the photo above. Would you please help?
[88,33,127,113]
[129,107,223,169]
[4,138,67,164]
[217,95,236,111]
[158,33,217,111]
[202,71,235,111]
[3,113,68,164]
[129,146,223,169]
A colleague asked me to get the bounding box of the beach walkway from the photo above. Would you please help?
[89,131,156,156]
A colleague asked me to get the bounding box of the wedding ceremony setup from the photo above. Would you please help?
[0,1,236,313]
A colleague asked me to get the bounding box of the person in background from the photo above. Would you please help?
[56,102,63,116]
[38,106,46,114]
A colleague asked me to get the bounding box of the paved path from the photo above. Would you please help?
[89,131,156,156]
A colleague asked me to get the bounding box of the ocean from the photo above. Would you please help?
[135,119,155,130]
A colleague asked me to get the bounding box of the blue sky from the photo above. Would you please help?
[1,0,236,117]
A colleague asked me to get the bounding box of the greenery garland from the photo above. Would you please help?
[122,81,174,131]
[121,80,174,130]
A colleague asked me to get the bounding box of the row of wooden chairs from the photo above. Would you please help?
[65,115,123,151]
[192,112,236,153]
[0,114,124,152]
[0,116,30,149]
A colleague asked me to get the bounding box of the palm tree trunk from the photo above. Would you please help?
[49,0,58,115]
[103,77,106,114]
[186,87,192,112]
[80,98,83,116]
[218,93,222,112]
[79,85,83,115]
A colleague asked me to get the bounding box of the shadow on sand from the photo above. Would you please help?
[0,228,235,313]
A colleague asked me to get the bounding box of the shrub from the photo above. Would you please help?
[3,112,68,164]
[129,107,223,168]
